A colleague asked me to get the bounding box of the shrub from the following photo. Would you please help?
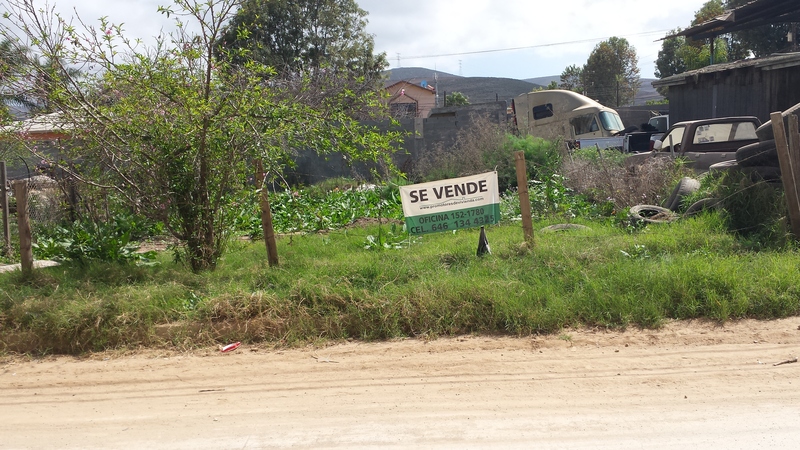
[715,170,790,249]
[33,216,158,264]
[562,151,687,210]
[413,114,511,184]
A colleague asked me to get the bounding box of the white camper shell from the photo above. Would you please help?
[514,89,625,141]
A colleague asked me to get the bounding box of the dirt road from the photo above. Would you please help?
[2,318,800,449]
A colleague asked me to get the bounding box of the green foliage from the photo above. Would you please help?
[4,215,800,354]
[655,29,687,80]
[445,91,470,106]
[559,64,584,92]
[216,0,387,80]
[656,1,737,82]
[725,0,791,58]
[231,181,404,237]
[1,0,399,272]
[33,216,158,264]
[582,37,640,107]
[715,171,790,249]
[492,134,561,191]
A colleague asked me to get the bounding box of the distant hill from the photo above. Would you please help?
[385,67,541,105]
[385,67,460,81]
[636,78,663,106]
[385,67,662,106]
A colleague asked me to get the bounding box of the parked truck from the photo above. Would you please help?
[625,116,761,171]
[513,89,626,144]
[622,114,669,153]
[512,89,670,152]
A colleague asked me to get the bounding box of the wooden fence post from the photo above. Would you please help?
[1,162,10,256]
[771,112,800,239]
[514,151,534,244]
[256,161,279,267]
[12,180,33,274]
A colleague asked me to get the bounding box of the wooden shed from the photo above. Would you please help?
[653,53,800,124]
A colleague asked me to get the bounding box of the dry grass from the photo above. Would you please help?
[562,154,686,210]
[413,114,511,183]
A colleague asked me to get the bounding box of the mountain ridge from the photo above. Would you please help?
[385,67,663,106]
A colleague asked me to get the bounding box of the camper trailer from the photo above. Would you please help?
[513,90,625,142]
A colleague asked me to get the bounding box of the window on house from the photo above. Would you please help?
[391,103,417,118]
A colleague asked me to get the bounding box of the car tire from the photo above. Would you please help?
[664,177,700,212]
[736,140,778,167]
[743,165,782,182]
[709,160,739,172]
[684,198,719,216]
[629,205,678,224]
[755,102,800,141]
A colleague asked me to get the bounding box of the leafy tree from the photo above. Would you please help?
[654,1,730,85]
[217,0,386,80]
[559,64,584,93]
[445,91,469,106]
[0,37,29,120]
[545,80,558,90]
[582,37,640,107]
[691,0,725,26]
[0,0,398,272]
[655,29,687,79]
[216,0,387,120]
[725,0,791,58]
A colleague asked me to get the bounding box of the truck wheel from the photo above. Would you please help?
[629,205,679,224]
[736,140,777,167]
[664,177,700,212]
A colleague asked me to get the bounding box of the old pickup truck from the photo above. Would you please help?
[625,116,761,171]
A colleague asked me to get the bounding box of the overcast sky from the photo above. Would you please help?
[5,0,708,80]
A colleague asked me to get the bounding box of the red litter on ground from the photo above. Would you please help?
[220,342,241,353]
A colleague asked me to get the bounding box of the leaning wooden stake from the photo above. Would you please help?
[256,161,279,267]
[771,112,800,239]
[12,180,33,275]
[514,151,534,244]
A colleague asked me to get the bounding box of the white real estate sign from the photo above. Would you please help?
[399,171,501,235]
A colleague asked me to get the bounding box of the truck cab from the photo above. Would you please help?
[513,90,624,141]
[628,116,761,171]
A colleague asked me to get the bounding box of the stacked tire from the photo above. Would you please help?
[723,102,800,182]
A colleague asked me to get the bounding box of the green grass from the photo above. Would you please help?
[2,211,799,354]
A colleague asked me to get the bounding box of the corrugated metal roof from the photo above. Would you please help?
[0,112,73,140]
[676,0,800,40]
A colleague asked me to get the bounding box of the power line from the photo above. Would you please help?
[395,30,671,61]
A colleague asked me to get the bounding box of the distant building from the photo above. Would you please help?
[385,80,436,119]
